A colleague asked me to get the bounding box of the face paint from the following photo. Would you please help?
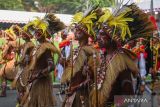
[97,29,110,48]
[35,29,43,40]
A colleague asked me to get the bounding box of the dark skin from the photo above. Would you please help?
[28,29,53,82]
[21,32,31,42]
[35,29,46,43]
[74,28,88,46]
[97,30,137,104]
[12,28,20,38]
[97,29,145,95]
[62,28,92,107]
[61,31,67,40]
[59,28,89,66]
[97,30,117,55]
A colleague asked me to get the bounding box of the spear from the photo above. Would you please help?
[93,51,98,107]
[69,38,73,90]
[150,0,155,107]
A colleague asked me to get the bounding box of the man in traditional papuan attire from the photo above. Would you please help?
[0,25,21,97]
[21,14,65,107]
[61,7,101,107]
[89,4,155,107]
[10,25,35,105]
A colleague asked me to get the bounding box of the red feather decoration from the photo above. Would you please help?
[150,15,158,30]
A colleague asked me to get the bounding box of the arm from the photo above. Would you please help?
[15,54,30,66]
[28,57,54,83]
[121,79,134,95]
[39,57,54,77]
[2,45,9,58]
[120,70,135,95]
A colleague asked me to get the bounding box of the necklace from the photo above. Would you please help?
[97,50,119,90]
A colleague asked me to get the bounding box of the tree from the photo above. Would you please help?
[0,0,24,10]
[21,0,38,11]
[37,0,115,14]
[0,0,116,14]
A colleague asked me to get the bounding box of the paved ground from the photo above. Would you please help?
[0,90,17,107]
[0,82,160,107]
[0,87,65,107]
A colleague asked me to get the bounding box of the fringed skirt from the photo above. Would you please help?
[26,74,56,107]
[63,88,89,107]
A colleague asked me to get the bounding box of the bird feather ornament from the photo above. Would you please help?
[23,17,48,37]
[72,12,83,23]
[32,18,48,34]
[98,8,133,41]
[98,3,154,43]
[81,12,97,36]
[97,9,112,27]
[122,3,154,43]
[23,22,32,32]
[44,13,66,35]
[71,8,98,39]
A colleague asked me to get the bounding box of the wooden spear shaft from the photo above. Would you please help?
[69,39,73,91]
[93,52,98,107]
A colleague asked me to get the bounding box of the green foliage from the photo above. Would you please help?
[0,0,115,14]
[39,0,115,14]
[0,38,5,45]
[90,0,115,7]
[0,0,24,10]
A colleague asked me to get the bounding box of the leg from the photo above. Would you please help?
[0,64,7,97]
[0,78,7,97]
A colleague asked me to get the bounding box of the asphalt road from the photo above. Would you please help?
[0,90,17,107]
[0,88,65,107]
[0,82,160,107]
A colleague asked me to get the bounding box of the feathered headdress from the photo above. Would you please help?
[23,21,34,33]
[23,17,48,37]
[123,4,154,43]
[97,3,154,45]
[71,6,99,40]
[4,25,19,40]
[44,13,66,35]
[10,25,33,39]
[11,25,22,34]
